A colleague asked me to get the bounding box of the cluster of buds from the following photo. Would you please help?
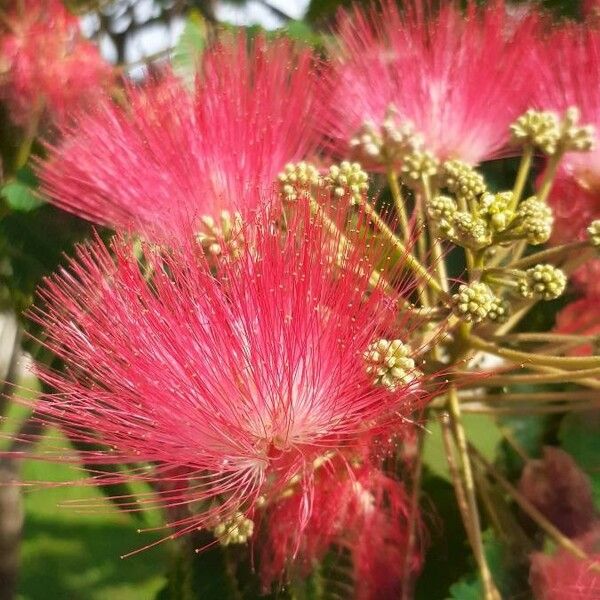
[517,264,567,301]
[278,161,321,202]
[350,105,424,168]
[324,161,369,204]
[452,282,498,324]
[400,149,439,188]
[511,107,595,155]
[213,512,255,546]
[196,210,243,258]
[442,160,487,206]
[588,220,600,248]
[363,339,421,391]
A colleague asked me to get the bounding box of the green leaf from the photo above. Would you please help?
[173,11,207,85]
[1,166,44,212]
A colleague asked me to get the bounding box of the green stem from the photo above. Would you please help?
[463,390,600,403]
[511,144,534,209]
[467,334,600,370]
[510,240,588,270]
[387,169,410,240]
[457,366,600,387]
[447,385,500,600]
[537,152,563,204]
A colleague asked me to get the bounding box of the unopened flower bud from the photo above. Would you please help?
[452,282,495,323]
[350,120,383,161]
[196,210,243,257]
[278,162,320,202]
[518,264,567,301]
[443,160,487,204]
[511,109,560,155]
[381,108,424,165]
[363,339,421,391]
[587,220,600,247]
[560,106,595,153]
[325,161,369,204]
[213,512,254,546]
[426,195,457,224]
[450,212,492,249]
[487,297,511,323]
[513,197,554,245]
[400,149,439,187]
[479,191,514,233]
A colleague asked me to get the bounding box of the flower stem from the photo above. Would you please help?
[467,334,600,370]
[511,144,534,209]
[509,240,588,270]
[387,169,410,240]
[446,385,500,600]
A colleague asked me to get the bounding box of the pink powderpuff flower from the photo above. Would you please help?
[555,294,600,355]
[39,34,320,242]
[20,197,429,545]
[529,526,600,600]
[320,0,536,167]
[260,452,422,600]
[0,0,113,127]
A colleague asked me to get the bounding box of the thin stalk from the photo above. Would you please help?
[467,334,600,370]
[509,240,588,270]
[460,402,599,415]
[537,153,562,204]
[422,175,449,294]
[447,386,500,600]
[511,144,534,209]
[494,332,598,344]
[356,197,451,304]
[470,446,594,563]
[462,390,600,403]
[387,170,410,240]
[457,366,600,387]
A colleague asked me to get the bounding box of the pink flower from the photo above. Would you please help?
[39,34,320,241]
[260,451,421,599]
[23,199,427,543]
[0,0,113,126]
[529,527,600,600]
[320,0,536,166]
[555,295,600,355]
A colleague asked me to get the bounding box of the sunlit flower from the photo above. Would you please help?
[0,0,113,126]
[39,34,320,242]
[22,199,427,544]
[320,0,536,167]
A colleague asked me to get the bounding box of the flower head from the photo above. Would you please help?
[39,34,320,242]
[0,0,113,126]
[321,0,536,167]
[24,198,427,543]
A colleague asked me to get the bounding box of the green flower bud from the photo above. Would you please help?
[487,297,511,323]
[443,160,487,204]
[213,512,254,546]
[452,282,495,323]
[363,339,421,391]
[196,211,243,257]
[450,212,492,249]
[325,161,369,204]
[278,162,320,202]
[588,220,600,247]
[518,264,567,301]
[510,109,560,155]
[560,107,595,153]
[479,192,515,233]
[400,149,439,187]
[426,195,457,224]
[513,197,554,245]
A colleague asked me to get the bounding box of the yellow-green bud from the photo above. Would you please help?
[452,282,495,323]
[487,297,511,323]
[449,212,492,249]
[443,160,487,204]
[518,264,567,301]
[513,197,554,245]
[278,162,320,202]
[560,107,595,153]
[510,109,560,155]
[400,149,439,187]
[213,512,254,546]
[325,161,369,204]
[196,211,243,257]
[479,192,515,233]
[426,195,457,223]
[588,220,600,247]
[363,339,421,391]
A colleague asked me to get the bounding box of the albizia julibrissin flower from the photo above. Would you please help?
[20,198,428,544]
[0,0,113,126]
[320,0,536,167]
[260,452,422,599]
[39,34,320,242]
